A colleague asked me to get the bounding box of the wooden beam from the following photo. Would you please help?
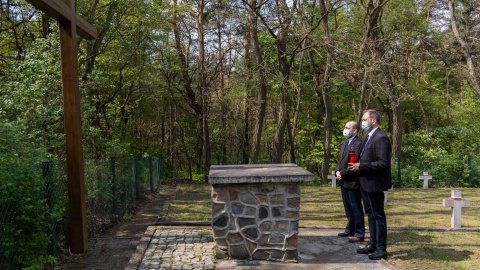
[23,0,96,253]
[58,0,88,253]
[25,0,97,39]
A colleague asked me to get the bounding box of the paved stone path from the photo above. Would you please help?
[126,227,215,270]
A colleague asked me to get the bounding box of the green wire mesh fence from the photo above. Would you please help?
[0,154,162,269]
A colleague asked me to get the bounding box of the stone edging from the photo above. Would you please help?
[124,188,178,270]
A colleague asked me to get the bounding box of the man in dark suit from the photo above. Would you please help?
[334,121,365,243]
[348,109,391,260]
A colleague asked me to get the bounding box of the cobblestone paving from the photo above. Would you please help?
[137,228,216,270]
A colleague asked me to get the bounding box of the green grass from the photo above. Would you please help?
[161,184,211,222]
[163,184,480,270]
[164,185,480,228]
[388,230,480,270]
[301,187,480,228]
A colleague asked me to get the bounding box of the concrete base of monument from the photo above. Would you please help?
[215,228,397,270]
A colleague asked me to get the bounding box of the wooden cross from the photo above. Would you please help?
[25,0,97,253]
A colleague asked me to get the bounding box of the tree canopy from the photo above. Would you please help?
[1,0,479,181]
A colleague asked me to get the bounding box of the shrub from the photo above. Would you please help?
[0,124,56,269]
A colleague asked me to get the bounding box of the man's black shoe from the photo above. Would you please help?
[337,232,351,237]
[356,244,375,254]
[368,250,388,260]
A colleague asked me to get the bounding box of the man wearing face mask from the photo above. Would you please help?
[334,121,365,243]
[348,109,391,260]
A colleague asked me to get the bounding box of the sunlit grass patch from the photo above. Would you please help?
[164,185,480,229]
[300,186,480,228]
[162,184,211,222]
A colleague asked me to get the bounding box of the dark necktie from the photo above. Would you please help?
[359,135,370,158]
[343,140,350,154]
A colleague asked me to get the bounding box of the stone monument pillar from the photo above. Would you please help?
[208,164,313,262]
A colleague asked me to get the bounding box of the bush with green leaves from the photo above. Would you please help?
[398,126,480,187]
[0,125,58,269]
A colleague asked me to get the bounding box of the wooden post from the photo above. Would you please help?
[24,0,97,253]
[59,1,87,252]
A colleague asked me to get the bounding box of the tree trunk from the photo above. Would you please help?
[243,106,250,164]
[82,0,115,84]
[448,0,480,97]
[248,0,268,164]
[272,0,298,163]
[356,67,369,125]
[172,0,213,176]
[380,64,402,164]
[289,42,305,164]
[319,0,334,181]
[195,0,211,179]
[272,72,289,163]
[41,14,51,38]
[367,0,400,165]
[217,5,228,164]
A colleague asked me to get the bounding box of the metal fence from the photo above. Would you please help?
[0,154,162,269]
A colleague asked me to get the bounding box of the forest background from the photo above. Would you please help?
[1,0,480,185]
[1,0,480,268]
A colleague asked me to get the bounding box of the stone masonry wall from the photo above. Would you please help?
[211,182,301,262]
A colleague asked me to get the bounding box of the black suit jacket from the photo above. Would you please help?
[358,128,392,192]
[335,136,362,189]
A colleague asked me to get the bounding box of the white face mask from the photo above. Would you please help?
[361,121,369,131]
[342,129,351,138]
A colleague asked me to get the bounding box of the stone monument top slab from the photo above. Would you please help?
[208,163,314,184]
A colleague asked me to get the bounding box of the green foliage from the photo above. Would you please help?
[84,159,113,213]
[0,32,63,157]
[0,124,58,269]
[0,31,66,266]
[398,126,480,187]
[431,126,480,156]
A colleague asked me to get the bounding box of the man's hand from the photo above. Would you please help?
[336,171,342,181]
[348,162,360,171]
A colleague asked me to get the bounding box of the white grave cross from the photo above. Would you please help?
[328,171,337,188]
[442,190,470,229]
[419,171,432,189]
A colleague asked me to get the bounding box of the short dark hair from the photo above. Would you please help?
[363,109,381,124]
